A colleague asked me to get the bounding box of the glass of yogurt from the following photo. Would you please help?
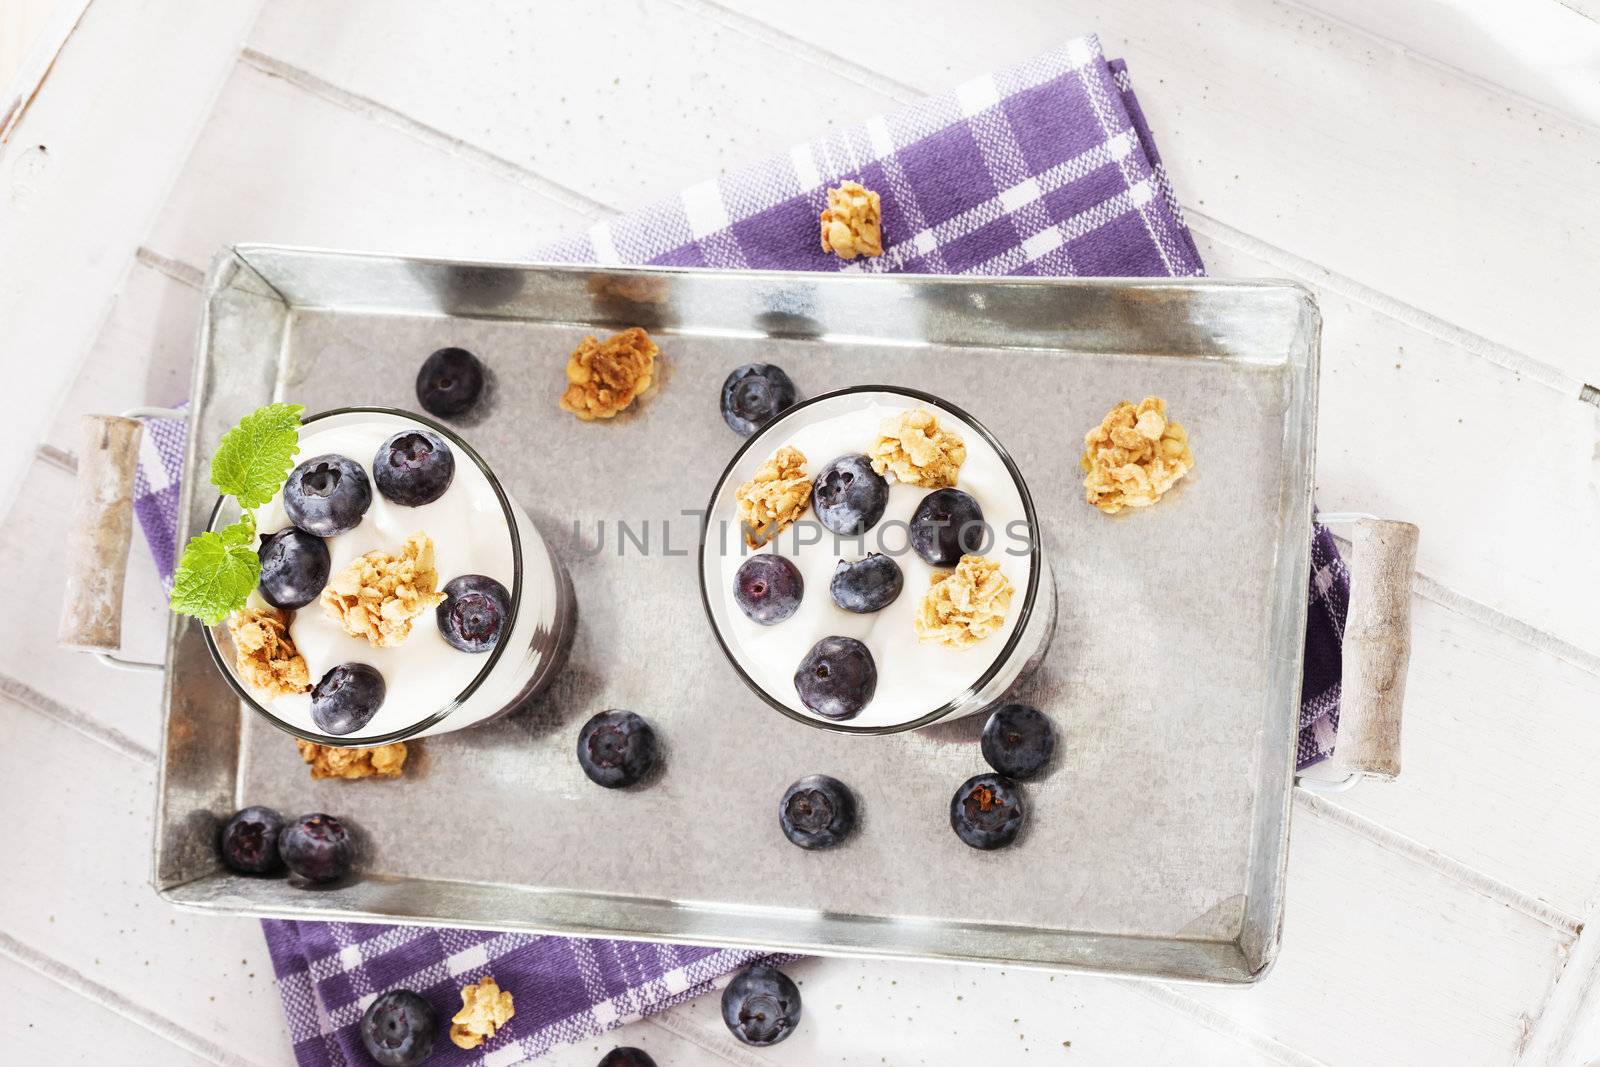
[700,386,1055,734]
[202,407,574,745]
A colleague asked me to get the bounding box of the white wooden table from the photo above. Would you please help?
[3,1,1598,1063]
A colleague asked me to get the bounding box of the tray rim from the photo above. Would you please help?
[153,245,1319,985]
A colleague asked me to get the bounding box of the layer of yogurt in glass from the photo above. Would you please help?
[706,391,1036,729]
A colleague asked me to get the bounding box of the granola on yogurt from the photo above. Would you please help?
[870,408,967,488]
[320,531,445,648]
[734,445,812,548]
[915,554,1014,649]
[227,606,310,698]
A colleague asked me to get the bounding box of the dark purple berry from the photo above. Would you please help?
[279,812,355,883]
[734,554,803,626]
[793,636,876,720]
[597,1049,658,1067]
[950,773,1025,850]
[721,363,797,435]
[721,964,801,1047]
[416,347,485,418]
[437,574,511,653]
[219,806,284,875]
[360,990,436,1067]
[577,710,658,789]
[373,430,455,507]
[811,454,888,536]
[778,775,857,850]
[909,488,986,566]
[981,704,1055,780]
[282,454,372,537]
[829,553,902,613]
[310,663,385,736]
[257,528,330,609]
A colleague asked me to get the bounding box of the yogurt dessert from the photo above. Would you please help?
[701,388,1054,731]
[207,408,571,744]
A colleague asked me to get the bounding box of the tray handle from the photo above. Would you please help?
[1319,516,1421,784]
[57,411,176,672]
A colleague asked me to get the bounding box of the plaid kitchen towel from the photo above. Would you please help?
[133,34,1349,1064]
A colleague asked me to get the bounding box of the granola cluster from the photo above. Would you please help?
[915,555,1015,649]
[227,606,310,698]
[734,445,812,548]
[870,408,967,488]
[450,976,515,1050]
[1080,396,1194,514]
[320,532,445,648]
[558,327,659,420]
[296,739,407,780]
[820,181,883,260]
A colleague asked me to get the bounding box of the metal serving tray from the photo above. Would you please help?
[155,246,1318,984]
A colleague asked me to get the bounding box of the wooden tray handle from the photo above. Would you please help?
[1331,518,1420,781]
[57,415,143,652]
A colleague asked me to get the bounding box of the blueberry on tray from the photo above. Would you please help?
[981,703,1055,780]
[950,773,1026,851]
[416,346,486,418]
[793,636,876,720]
[219,805,285,875]
[577,709,659,788]
[283,454,373,537]
[721,363,797,435]
[279,813,355,883]
[779,774,857,850]
[721,963,802,1046]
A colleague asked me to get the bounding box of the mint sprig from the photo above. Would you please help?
[170,405,302,624]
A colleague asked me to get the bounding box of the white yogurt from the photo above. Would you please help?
[707,393,1036,728]
[249,412,516,739]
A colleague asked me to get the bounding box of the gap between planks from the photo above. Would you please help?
[0,672,154,764]
[0,930,269,1067]
[1121,980,1331,1067]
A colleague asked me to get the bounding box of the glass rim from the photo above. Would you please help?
[201,405,525,746]
[697,384,1043,735]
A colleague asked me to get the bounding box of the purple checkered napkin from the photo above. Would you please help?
[131,34,1348,1064]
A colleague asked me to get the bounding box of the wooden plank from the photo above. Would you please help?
[0,0,263,513]
[0,696,291,1063]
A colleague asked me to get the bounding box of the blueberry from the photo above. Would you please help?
[577,710,658,788]
[282,454,372,537]
[734,554,803,626]
[416,346,485,418]
[310,663,385,736]
[829,553,902,614]
[374,430,455,507]
[909,488,986,566]
[721,363,797,435]
[256,528,330,610]
[279,812,355,883]
[950,773,1025,850]
[436,574,511,653]
[981,704,1055,780]
[793,636,876,720]
[721,963,801,1047]
[360,990,437,1067]
[778,774,857,850]
[219,806,285,875]
[598,1049,658,1067]
[810,454,889,536]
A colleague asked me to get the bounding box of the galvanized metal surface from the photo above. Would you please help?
[155,247,1318,983]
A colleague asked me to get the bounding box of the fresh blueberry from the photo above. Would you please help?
[981,704,1055,780]
[829,553,902,614]
[597,1049,658,1067]
[577,710,658,789]
[810,454,889,536]
[793,636,876,720]
[721,363,797,435]
[416,346,485,418]
[909,488,986,566]
[374,430,455,507]
[360,990,437,1067]
[778,774,857,850]
[282,454,372,537]
[219,806,284,875]
[950,773,1026,850]
[437,574,511,653]
[310,663,385,736]
[734,554,803,625]
[256,528,330,610]
[721,963,802,1047]
[279,812,355,883]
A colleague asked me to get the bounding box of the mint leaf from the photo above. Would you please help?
[169,520,261,625]
[209,403,304,509]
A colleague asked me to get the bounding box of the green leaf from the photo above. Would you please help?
[209,403,304,509]
[169,521,262,625]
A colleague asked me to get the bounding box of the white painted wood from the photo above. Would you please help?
[0,0,264,517]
